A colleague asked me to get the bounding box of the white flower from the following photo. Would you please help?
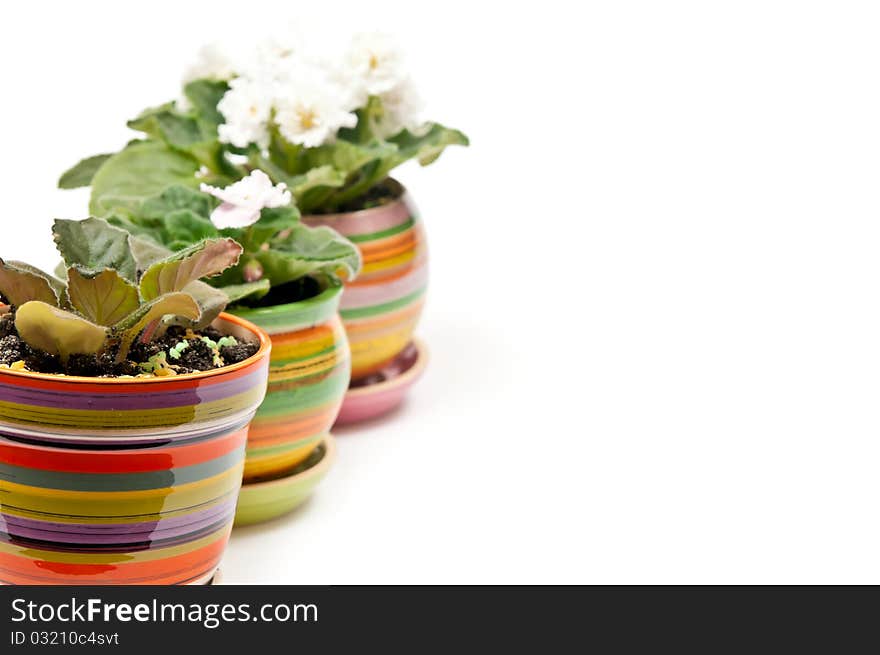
[217,78,273,149]
[345,32,408,96]
[200,170,291,229]
[274,72,357,147]
[237,25,309,83]
[375,77,423,138]
[183,43,237,84]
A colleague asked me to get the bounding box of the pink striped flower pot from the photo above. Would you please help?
[303,179,427,422]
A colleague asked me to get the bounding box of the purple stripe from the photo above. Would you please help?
[0,367,265,412]
[0,497,236,545]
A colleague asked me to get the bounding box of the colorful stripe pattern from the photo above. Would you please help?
[303,181,427,380]
[231,283,350,484]
[0,313,271,585]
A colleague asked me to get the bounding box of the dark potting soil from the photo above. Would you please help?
[234,276,322,309]
[0,312,259,377]
[311,180,399,214]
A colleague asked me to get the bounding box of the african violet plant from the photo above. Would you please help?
[60,32,469,217]
[84,168,362,307]
[0,217,250,376]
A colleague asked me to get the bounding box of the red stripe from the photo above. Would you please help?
[0,428,247,473]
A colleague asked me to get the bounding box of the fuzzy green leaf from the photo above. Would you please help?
[220,279,272,304]
[0,259,63,307]
[58,154,113,189]
[164,210,219,247]
[52,218,138,282]
[183,79,228,132]
[106,214,165,245]
[140,185,213,220]
[15,301,107,364]
[89,141,200,216]
[128,105,221,169]
[388,122,470,166]
[128,235,172,271]
[246,206,301,247]
[114,292,201,361]
[167,280,229,329]
[256,224,361,286]
[66,267,140,326]
[139,238,242,301]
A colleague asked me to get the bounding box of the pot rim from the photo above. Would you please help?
[229,278,343,322]
[0,309,271,386]
[241,433,336,491]
[302,177,406,221]
[346,337,429,398]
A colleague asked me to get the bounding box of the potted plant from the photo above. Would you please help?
[0,218,271,584]
[60,31,467,423]
[55,167,359,524]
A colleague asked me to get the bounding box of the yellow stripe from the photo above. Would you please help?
[0,494,236,525]
[361,249,416,275]
[0,387,264,429]
[0,465,242,518]
[269,353,346,382]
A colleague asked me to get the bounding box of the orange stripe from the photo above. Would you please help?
[359,231,419,262]
[248,408,339,447]
[0,535,228,585]
[268,322,337,346]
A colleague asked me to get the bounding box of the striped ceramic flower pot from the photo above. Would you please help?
[302,179,427,383]
[0,312,270,585]
[230,281,349,524]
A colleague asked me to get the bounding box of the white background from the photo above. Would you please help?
[2,1,878,583]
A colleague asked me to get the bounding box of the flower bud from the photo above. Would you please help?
[243,259,264,282]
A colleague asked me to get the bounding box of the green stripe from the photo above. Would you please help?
[0,448,244,492]
[347,217,415,243]
[340,287,426,320]
[256,369,349,418]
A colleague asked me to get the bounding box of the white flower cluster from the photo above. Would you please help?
[196,32,423,151]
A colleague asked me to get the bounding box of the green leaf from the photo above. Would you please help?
[257,224,361,286]
[0,259,63,307]
[388,122,470,166]
[303,139,396,176]
[139,238,242,301]
[165,210,219,245]
[128,104,221,169]
[58,154,113,189]
[15,301,107,364]
[114,292,201,361]
[52,218,138,282]
[128,235,172,271]
[106,214,165,244]
[289,166,346,214]
[66,267,140,326]
[89,140,200,216]
[220,279,271,304]
[246,205,301,247]
[168,280,229,329]
[324,123,469,210]
[140,185,213,220]
[183,79,228,132]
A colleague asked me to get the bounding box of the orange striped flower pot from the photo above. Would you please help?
[0,311,271,585]
[230,282,349,524]
[303,179,427,420]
